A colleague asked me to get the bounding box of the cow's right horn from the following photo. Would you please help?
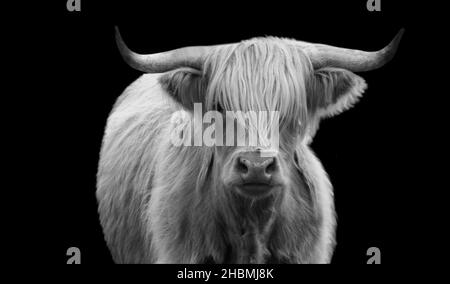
[115,27,212,73]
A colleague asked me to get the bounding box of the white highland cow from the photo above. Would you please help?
[96,28,403,263]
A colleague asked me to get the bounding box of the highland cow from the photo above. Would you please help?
[96,27,403,263]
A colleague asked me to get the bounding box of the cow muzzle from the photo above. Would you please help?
[232,150,281,198]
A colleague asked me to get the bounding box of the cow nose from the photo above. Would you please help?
[236,152,278,183]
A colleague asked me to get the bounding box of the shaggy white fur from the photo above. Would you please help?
[96,36,367,263]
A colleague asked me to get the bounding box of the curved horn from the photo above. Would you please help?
[115,27,213,73]
[302,28,404,72]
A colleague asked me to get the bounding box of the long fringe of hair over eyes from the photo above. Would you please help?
[202,37,314,137]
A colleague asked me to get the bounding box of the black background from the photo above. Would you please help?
[32,0,426,266]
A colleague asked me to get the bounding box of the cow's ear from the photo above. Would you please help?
[159,68,206,111]
[308,67,367,117]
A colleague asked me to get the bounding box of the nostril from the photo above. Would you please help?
[265,158,276,174]
[237,158,249,174]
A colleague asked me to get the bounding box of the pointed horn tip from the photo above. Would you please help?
[386,28,405,53]
[392,28,405,46]
[114,26,127,52]
[114,26,141,71]
[377,28,404,66]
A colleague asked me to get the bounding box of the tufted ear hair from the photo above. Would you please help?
[307,67,367,118]
[159,68,206,111]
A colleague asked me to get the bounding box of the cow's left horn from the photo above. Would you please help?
[301,29,404,72]
[115,27,212,73]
